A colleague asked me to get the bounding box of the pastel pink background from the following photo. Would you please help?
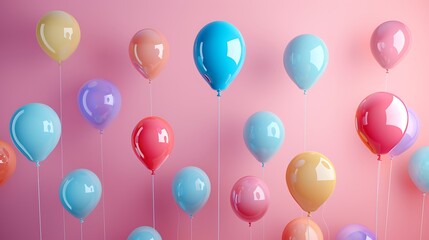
[1,0,428,239]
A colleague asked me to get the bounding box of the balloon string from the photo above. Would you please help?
[100,132,106,240]
[176,206,180,240]
[59,63,66,240]
[420,193,426,240]
[384,70,389,91]
[262,166,265,240]
[384,157,393,240]
[217,95,221,240]
[149,81,153,116]
[80,221,83,240]
[190,217,193,240]
[152,174,156,229]
[249,224,252,240]
[322,204,330,240]
[304,92,308,151]
[307,216,310,240]
[37,166,43,240]
[376,160,381,240]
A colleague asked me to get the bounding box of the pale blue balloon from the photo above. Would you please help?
[193,21,246,96]
[172,166,211,217]
[243,111,285,167]
[128,226,162,240]
[409,146,429,193]
[59,169,102,221]
[283,34,329,93]
[9,103,61,166]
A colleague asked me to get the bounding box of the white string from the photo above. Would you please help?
[217,95,221,240]
[149,81,153,116]
[384,157,393,240]
[262,166,265,240]
[249,224,252,240]
[375,160,381,240]
[152,174,156,229]
[37,166,43,240]
[176,206,180,240]
[59,62,67,240]
[190,217,193,240]
[304,92,308,151]
[306,216,310,240]
[100,132,106,240]
[80,221,83,240]
[420,193,426,240]
[384,70,389,91]
[321,204,330,240]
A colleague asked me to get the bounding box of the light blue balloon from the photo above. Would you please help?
[193,21,246,96]
[128,226,162,240]
[409,146,429,193]
[283,34,329,93]
[9,103,61,166]
[243,111,285,167]
[59,169,102,222]
[172,166,211,217]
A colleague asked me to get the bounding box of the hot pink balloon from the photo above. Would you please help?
[230,176,270,225]
[370,20,411,71]
[390,108,420,157]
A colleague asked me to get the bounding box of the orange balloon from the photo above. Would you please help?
[286,151,336,214]
[129,29,169,80]
[0,141,16,185]
[282,217,324,240]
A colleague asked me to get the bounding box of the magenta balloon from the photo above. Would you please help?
[336,224,375,240]
[390,108,420,157]
[370,20,411,70]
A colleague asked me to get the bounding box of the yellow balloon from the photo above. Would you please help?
[286,151,336,215]
[36,11,80,63]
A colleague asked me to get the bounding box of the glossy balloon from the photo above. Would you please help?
[128,226,162,240]
[78,79,122,131]
[129,29,169,80]
[370,20,411,70]
[172,166,211,217]
[243,111,285,166]
[286,151,336,214]
[390,108,419,157]
[230,176,270,224]
[409,146,429,193]
[193,21,246,95]
[282,217,323,240]
[337,224,375,240]
[36,10,80,63]
[283,34,329,93]
[10,103,61,166]
[355,92,408,156]
[131,116,174,174]
[0,141,16,185]
[59,169,102,221]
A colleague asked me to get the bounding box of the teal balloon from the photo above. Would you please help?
[59,169,102,221]
[283,34,329,93]
[9,103,61,166]
[193,21,246,96]
[243,111,285,167]
[172,166,211,217]
[409,146,429,193]
[128,226,162,240]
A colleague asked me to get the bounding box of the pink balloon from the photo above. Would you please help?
[230,176,270,225]
[370,20,411,71]
[390,108,420,157]
[282,217,323,240]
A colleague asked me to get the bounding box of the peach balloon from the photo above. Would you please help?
[129,29,170,80]
[286,151,336,215]
[282,217,323,240]
[36,10,81,63]
[0,141,16,185]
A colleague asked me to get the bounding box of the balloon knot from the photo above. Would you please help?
[386,69,389,74]
[100,129,104,135]
[151,170,155,175]
[217,90,221,97]
[262,163,265,168]
[36,162,40,167]
[307,212,311,218]
[304,90,308,95]
[80,218,84,223]
[377,154,381,161]
[248,222,252,227]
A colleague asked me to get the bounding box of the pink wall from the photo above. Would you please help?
[1,0,428,239]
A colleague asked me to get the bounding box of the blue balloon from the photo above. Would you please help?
[283,34,329,93]
[128,226,162,240]
[243,111,285,167]
[59,169,102,221]
[409,146,429,193]
[172,166,211,217]
[9,103,61,166]
[193,21,246,96]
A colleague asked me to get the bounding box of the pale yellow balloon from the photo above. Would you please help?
[286,151,336,215]
[36,10,80,63]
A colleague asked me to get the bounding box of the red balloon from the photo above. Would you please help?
[131,116,174,174]
[230,176,270,225]
[0,140,16,185]
[355,92,408,157]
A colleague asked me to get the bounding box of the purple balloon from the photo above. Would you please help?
[337,224,375,240]
[78,79,121,131]
[390,108,420,157]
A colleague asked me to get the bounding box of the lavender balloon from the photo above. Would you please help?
[78,79,121,132]
[390,108,420,157]
[337,224,375,240]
